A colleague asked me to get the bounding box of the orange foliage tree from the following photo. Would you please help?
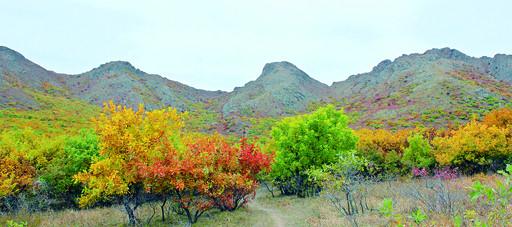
[482,107,512,128]
[139,135,272,224]
[76,101,272,224]
[0,153,35,199]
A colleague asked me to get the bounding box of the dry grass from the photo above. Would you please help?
[0,175,500,226]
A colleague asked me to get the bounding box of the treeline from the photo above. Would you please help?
[357,107,512,175]
[1,102,511,225]
[0,102,272,224]
[265,105,512,198]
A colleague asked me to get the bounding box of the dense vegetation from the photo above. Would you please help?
[1,101,512,226]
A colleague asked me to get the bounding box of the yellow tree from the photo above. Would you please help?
[433,119,511,173]
[74,101,184,224]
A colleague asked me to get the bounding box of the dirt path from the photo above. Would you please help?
[250,200,286,227]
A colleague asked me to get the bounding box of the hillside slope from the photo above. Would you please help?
[0,46,70,109]
[1,46,512,132]
[63,61,224,110]
[331,48,512,128]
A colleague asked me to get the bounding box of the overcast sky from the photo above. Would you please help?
[1,0,511,91]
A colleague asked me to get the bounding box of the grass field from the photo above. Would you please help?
[1,174,502,227]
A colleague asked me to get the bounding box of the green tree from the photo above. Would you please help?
[270,105,358,197]
[402,134,435,169]
[40,129,99,206]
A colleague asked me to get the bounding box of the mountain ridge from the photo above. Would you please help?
[1,46,511,131]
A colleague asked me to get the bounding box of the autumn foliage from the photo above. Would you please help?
[138,135,271,223]
[482,107,512,128]
[2,98,512,225]
[0,153,35,198]
[355,128,411,174]
[433,109,512,173]
[73,101,272,224]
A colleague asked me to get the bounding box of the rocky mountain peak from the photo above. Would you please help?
[372,59,392,73]
[80,61,144,79]
[258,61,311,82]
[423,47,469,60]
[92,61,138,73]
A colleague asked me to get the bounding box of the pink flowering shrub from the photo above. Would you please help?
[412,167,429,178]
[434,167,459,180]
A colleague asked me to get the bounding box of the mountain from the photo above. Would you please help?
[63,61,224,110]
[331,48,512,128]
[1,46,512,132]
[220,61,331,117]
[0,46,225,111]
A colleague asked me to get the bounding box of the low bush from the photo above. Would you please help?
[402,133,435,170]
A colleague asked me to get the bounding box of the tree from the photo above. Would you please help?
[139,135,272,224]
[316,150,369,226]
[270,105,358,197]
[0,153,35,199]
[402,134,435,169]
[74,101,184,225]
[213,138,272,211]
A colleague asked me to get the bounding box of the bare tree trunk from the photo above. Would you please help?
[123,196,137,225]
[161,195,167,222]
[262,181,275,197]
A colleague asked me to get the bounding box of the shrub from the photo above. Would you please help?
[355,128,410,175]
[39,129,99,207]
[482,107,512,128]
[270,105,358,197]
[402,134,435,170]
[379,198,405,226]
[467,164,512,225]
[0,129,37,211]
[433,120,512,174]
[6,220,27,227]
[410,208,428,224]
[318,149,370,226]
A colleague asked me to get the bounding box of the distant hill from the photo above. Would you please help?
[0,46,224,111]
[0,46,68,109]
[1,46,511,132]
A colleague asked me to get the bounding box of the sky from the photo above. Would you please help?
[1,0,511,91]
